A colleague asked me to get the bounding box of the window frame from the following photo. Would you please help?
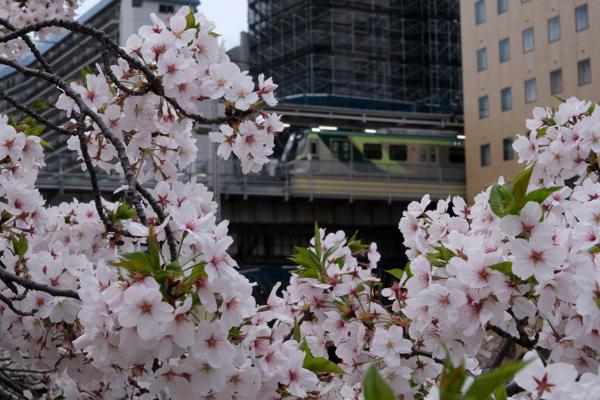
[522,27,534,53]
[550,68,563,94]
[475,0,486,25]
[503,137,514,161]
[500,87,512,112]
[548,16,561,43]
[524,78,537,104]
[497,0,508,14]
[576,4,589,32]
[578,58,592,86]
[480,144,491,167]
[479,95,490,119]
[499,37,510,63]
[477,47,488,71]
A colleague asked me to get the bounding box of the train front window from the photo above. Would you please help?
[364,143,382,160]
[389,145,407,161]
[309,141,319,159]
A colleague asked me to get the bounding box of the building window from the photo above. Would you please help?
[522,27,534,53]
[475,0,486,24]
[501,87,512,111]
[132,0,142,6]
[479,96,489,118]
[576,4,589,32]
[578,59,592,86]
[525,78,537,103]
[477,48,488,71]
[550,68,563,94]
[503,138,514,161]
[497,0,508,14]
[548,16,560,42]
[389,145,407,161]
[499,38,510,63]
[363,143,382,160]
[158,4,175,13]
[481,144,491,166]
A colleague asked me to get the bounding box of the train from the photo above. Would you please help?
[280,129,465,177]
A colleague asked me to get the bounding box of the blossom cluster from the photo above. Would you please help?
[0,0,77,61]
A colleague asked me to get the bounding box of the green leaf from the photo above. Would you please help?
[385,268,405,280]
[314,221,322,260]
[363,365,395,400]
[111,252,154,275]
[147,228,161,273]
[426,245,456,267]
[292,320,302,342]
[185,8,197,30]
[305,356,345,374]
[488,261,513,276]
[80,65,92,85]
[495,385,508,400]
[464,360,529,399]
[108,203,137,223]
[589,245,600,255]
[404,261,413,279]
[513,165,534,202]
[347,231,369,253]
[31,97,49,111]
[523,186,562,204]
[12,234,28,258]
[290,246,322,278]
[489,184,514,218]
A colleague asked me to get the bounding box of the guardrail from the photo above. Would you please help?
[36,153,465,201]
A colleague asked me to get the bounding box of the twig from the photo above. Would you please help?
[484,338,512,371]
[0,89,74,136]
[0,267,79,300]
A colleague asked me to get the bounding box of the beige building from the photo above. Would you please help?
[460,0,599,198]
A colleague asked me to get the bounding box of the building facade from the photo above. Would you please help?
[248,0,462,114]
[461,0,598,198]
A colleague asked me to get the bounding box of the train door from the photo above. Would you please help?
[419,146,439,165]
[331,139,351,162]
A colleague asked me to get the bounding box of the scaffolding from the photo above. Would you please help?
[248,0,462,114]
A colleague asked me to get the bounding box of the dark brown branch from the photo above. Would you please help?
[0,18,256,125]
[0,19,55,75]
[100,49,152,97]
[74,113,114,233]
[0,89,74,136]
[0,266,79,300]
[0,292,33,316]
[135,183,177,262]
[484,338,512,371]
[0,56,148,225]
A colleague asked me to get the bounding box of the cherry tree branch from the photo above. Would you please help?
[0,89,75,136]
[0,18,257,124]
[74,113,115,233]
[0,56,149,226]
[0,264,80,300]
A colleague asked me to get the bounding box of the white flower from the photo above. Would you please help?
[118,283,174,341]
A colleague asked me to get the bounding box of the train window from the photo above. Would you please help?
[309,141,319,159]
[419,148,427,162]
[389,145,407,161]
[364,143,382,160]
[449,147,465,164]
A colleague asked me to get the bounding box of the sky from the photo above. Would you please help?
[77,0,248,50]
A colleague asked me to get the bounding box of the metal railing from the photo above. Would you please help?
[37,153,465,200]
